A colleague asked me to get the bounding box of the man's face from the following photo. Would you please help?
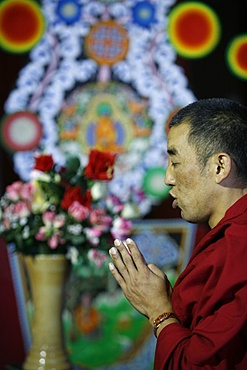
[165,123,215,224]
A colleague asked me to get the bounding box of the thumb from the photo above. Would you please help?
[148,263,165,278]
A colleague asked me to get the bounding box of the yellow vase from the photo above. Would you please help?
[23,254,71,370]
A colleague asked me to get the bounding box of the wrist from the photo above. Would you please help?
[151,311,179,337]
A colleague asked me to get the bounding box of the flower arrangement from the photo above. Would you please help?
[0,149,132,267]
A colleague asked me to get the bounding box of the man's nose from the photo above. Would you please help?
[165,166,175,186]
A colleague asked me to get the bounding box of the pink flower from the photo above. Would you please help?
[48,233,65,249]
[35,228,65,250]
[42,211,55,225]
[111,217,132,239]
[105,195,124,214]
[42,211,65,228]
[35,211,66,249]
[13,201,31,218]
[6,181,34,202]
[53,214,66,228]
[68,201,89,221]
[6,182,23,201]
[35,226,46,241]
[88,249,108,267]
[20,183,34,200]
[89,209,112,231]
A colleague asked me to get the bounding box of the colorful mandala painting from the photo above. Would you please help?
[2,0,196,217]
[58,82,152,156]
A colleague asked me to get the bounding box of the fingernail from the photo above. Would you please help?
[126,238,132,244]
[114,239,121,246]
[109,262,115,271]
[110,247,117,255]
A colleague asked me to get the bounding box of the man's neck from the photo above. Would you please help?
[209,189,247,229]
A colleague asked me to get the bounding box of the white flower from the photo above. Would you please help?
[30,170,51,182]
[66,247,79,264]
[22,226,31,239]
[91,182,107,201]
[67,224,83,235]
[121,203,141,219]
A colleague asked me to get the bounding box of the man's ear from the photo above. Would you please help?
[214,153,232,183]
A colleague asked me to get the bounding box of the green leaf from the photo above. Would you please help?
[65,156,81,172]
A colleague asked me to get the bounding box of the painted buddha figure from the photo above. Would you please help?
[95,102,117,151]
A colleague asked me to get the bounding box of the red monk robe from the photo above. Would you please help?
[155,194,247,369]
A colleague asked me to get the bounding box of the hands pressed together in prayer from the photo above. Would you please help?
[109,238,178,335]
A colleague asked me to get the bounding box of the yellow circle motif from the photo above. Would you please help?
[0,0,45,53]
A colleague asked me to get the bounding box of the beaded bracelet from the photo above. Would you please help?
[153,312,178,337]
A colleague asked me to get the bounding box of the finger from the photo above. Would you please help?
[148,263,165,279]
[147,264,172,296]
[109,245,131,280]
[113,239,137,271]
[123,240,132,255]
[108,262,126,289]
[125,238,147,270]
[114,238,132,257]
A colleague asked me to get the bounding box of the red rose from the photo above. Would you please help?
[85,150,116,181]
[61,186,92,210]
[81,189,92,209]
[34,154,54,172]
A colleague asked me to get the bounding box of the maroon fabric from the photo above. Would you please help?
[155,195,247,370]
[0,239,26,368]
